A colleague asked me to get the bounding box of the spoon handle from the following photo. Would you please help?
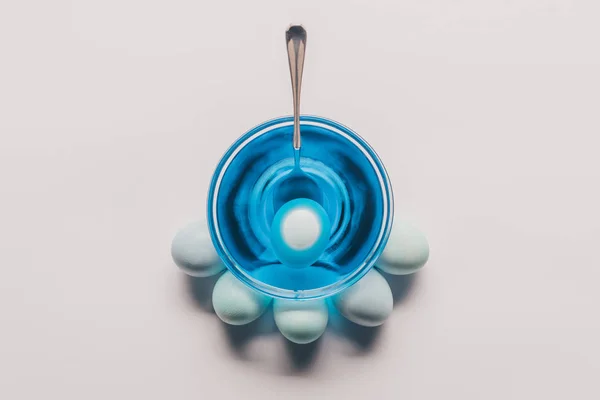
[285,25,307,150]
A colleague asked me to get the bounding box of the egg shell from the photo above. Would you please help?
[274,298,328,344]
[212,272,272,325]
[171,221,225,277]
[270,198,331,268]
[377,221,429,275]
[333,269,393,327]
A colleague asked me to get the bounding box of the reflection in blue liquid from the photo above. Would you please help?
[210,117,391,297]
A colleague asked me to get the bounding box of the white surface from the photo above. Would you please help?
[1,0,599,399]
[282,207,321,250]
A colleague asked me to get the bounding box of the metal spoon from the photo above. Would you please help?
[273,25,322,211]
[286,24,307,149]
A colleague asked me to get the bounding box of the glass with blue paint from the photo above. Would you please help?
[208,116,393,300]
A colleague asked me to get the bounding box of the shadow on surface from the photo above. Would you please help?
[222,308,321,373]
[382,272,419,305]
[185,273,222,313]
[222,307,279,355]
[327,303,383,352]
[285,337,321,372]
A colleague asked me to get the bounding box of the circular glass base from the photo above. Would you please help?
[207,116,393,299]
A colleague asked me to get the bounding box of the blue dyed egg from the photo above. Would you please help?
[270,198,331,268]
[377,222,429,275]
[333,269,393,327]
[274,299,328,344]
[212,272,271,325]
[171,221,225,277]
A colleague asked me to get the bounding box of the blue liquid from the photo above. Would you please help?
[209,116,392,298]
[294,147,300,167]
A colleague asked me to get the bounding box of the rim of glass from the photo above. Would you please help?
[207,115,394,300]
